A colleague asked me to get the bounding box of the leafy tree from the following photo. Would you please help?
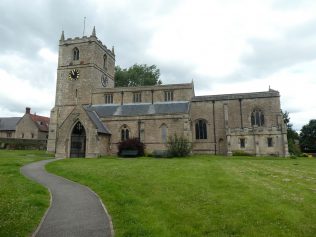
[282,111,300,155]
[299,119,316,152]
[115,64,162,87]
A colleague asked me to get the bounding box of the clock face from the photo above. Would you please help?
[68,69,80,81]
[101,75,108,87]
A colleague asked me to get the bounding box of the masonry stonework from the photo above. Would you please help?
[47,28,288,158]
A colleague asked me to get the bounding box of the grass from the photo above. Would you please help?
[46,155,316,237]
[0,150,52,237]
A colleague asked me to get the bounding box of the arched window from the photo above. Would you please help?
[73,47,79,61]
[160,124,168,143]
[103,54,107,70]
[195,119,207,139]
[251,109,264,126]
[121,125,130,141]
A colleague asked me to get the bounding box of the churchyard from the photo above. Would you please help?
[1,150,315,236]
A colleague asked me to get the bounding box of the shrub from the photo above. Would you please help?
[167,134,191,157]
[118,138,145,157]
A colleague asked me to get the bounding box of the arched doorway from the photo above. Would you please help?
[70,121,86,158]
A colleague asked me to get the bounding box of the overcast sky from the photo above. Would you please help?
[0,0,316,131]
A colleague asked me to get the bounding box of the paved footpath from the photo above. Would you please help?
[21,159,113,237]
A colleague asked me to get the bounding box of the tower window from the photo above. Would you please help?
[195,119,207,139]
[164,91,174,101]
[105,93,113,104]
[240,138,245,148]
[251,109,264,126]
[133,92,142,103]
[73,47,79,61]
[267,137,273,147]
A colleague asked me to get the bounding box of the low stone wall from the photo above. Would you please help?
[0,138,47,150]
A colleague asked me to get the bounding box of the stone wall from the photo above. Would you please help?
[190,93,288,156]
[103,113,191,154]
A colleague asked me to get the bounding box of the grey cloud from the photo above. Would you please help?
[0,94,48,116]
[241,21,316,79]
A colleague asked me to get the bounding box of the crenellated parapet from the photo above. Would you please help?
[59,27,115,58]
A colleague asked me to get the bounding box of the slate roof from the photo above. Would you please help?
[85,109,111,134]
[85,101,190,118]
[192,90,280,102]
[0,117,21,131]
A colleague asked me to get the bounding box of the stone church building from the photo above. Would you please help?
[47,27,288,158]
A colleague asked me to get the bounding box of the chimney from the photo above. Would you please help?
[26,107,31,114]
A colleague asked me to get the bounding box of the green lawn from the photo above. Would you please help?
[46,156,316,237]
[0,150,51,237]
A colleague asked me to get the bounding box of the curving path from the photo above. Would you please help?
[21,159,113,237]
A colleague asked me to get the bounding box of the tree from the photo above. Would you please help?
[282,111,300,155]
[299,119,316,152]
[115,64,162,87]
[167,134,191,157]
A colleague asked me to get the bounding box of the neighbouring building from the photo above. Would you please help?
[47,27,289,158]
[0,117,20,138]
[15,107,50,140]
[0,107,50,140]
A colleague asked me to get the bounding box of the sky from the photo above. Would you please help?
[0,0,316,131]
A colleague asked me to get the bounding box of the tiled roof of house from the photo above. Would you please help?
[30,114,50,132]
[0,117,21,131]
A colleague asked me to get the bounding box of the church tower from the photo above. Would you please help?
[47,27,115,155]
[55,27,115,105]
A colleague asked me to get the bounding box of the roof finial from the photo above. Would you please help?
[60,30,65,41]
[112,46,115,54]
[91,26,96,37]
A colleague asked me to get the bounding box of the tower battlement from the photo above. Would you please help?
[59,28,115,58]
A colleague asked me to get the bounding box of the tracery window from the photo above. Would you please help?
[73,47,80,61]
[133,92,142,103]
[104,93,113,104]
[121,125,130,141]
[251,109,264,126]
[195,119,207,139]
[164,91,174,101]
